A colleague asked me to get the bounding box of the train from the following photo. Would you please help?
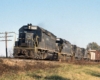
[13,24,99,61]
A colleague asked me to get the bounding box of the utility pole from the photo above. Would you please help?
[0,32,15,58]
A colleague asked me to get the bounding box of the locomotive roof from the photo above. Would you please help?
[58,38,71,44]
[39,27,56,37]
[19,24,56,37]
[62,39,71,44]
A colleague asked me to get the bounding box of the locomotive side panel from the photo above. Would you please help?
[38,29,56,52]
[61,41,72,56]
[56,38,73,61]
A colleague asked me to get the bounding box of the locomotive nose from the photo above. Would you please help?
[25,33,34,47]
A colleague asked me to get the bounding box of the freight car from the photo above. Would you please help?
[13,24,58,60]
[86,50,100,61]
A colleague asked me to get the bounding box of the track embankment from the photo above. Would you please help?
[0,58,60,76]
[0,58,57,66]
[0,58,99,66]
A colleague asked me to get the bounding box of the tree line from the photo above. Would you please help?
[87,42,100,50]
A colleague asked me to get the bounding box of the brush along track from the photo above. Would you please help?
[0,57,100,66]
[0,58,59,67]
[0,58,61,76]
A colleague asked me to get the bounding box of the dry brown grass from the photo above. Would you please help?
[0,58,60,76]
[0,58,100,80]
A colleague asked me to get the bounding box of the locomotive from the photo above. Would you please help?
[13,24,73,60]
[71,45,86,60]
[56,38,73,60]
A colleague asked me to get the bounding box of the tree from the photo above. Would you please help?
[8,48,13,58]
[87,42,100,50]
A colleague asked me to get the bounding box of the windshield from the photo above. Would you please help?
[19,30,37,34]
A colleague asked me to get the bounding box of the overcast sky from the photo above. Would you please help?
[0,0,100,56]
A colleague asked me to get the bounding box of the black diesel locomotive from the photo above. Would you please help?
[56,38,73,60]
[13,24,73,60]
[72,45,86,60]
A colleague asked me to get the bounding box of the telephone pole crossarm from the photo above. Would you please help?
[0,31,15,58]
[0,40,12,41]
[0,32,5,34]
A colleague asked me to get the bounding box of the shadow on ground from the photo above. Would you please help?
[44,75,70,80]
[29,74,70,80]
[85,69,100,77]
[89,72,100,77]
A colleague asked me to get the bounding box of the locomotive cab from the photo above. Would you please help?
[18,24,40,47]
[14,24,41,58]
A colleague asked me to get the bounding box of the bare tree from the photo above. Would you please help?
[8,48,13,58]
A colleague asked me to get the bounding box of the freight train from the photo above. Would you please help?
[13,24,95,61]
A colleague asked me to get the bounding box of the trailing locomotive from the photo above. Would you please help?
[71,45,86,60]
[56,38,73,60]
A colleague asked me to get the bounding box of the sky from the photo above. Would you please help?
[0,0,100,56]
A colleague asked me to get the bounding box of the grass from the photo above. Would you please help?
[0,59,100,80]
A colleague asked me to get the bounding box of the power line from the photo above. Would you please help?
[0,36,13,38]
[0,40,12,41]
[0,31,15,58]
